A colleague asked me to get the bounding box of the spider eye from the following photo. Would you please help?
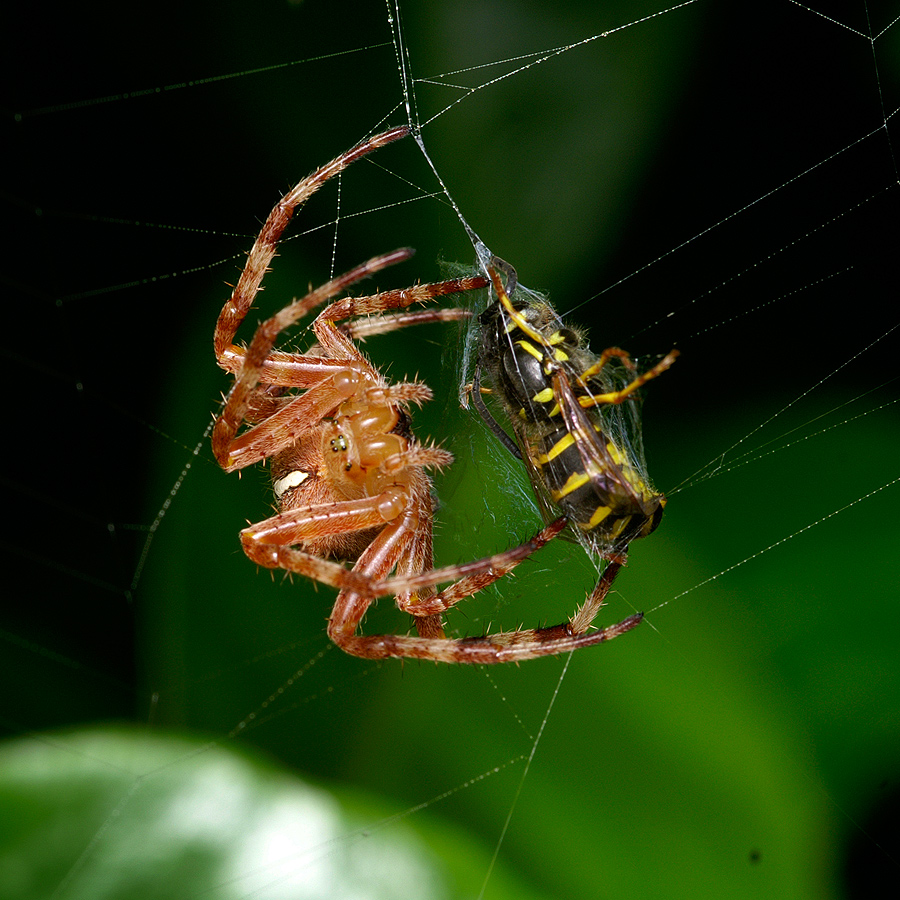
[331,435,348,453]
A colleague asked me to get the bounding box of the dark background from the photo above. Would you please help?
[3,1,899,898]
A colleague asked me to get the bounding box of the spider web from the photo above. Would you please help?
[3,1,900,898]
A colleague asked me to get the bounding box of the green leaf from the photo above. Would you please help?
[0,726,551,900]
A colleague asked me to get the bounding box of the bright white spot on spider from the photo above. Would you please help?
[274,469,310,498]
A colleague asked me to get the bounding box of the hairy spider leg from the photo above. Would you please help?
[214,126,410,362]
[242,507,642,663]
[213,250,412,469]
[215,259,488,470]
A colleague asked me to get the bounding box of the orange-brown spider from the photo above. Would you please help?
[212,126,643,663]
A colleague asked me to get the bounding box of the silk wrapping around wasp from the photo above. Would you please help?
[475,266,676,557]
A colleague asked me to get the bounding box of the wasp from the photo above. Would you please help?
[471,257,677,633]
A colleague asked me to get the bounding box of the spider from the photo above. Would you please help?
[212,126,643,663]
[471,257,678,635]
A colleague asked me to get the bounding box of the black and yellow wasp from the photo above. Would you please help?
[471,257,677,633]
